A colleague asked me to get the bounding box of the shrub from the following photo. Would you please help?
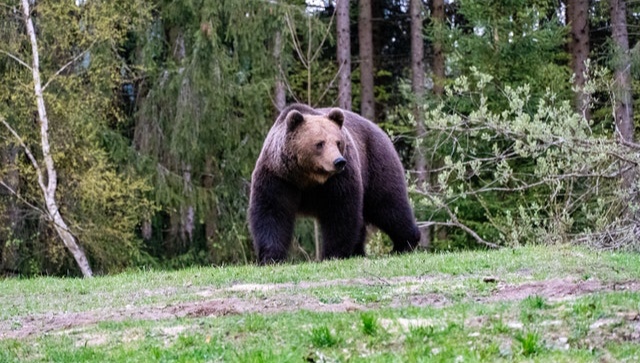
[412,69,640,250]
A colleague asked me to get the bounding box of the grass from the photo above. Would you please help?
[310,326,339,347]
[1,245,640,362]
[360,312,379,336]
[514,330,543,357]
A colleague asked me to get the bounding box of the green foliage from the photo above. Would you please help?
[309,325,338,347]
[521,295,549,310]
[413,68,640,250]
[365,230,393,257]
[388,0,577,252]
[2,0,639,273]
[133,0,313,265]
[450,0,571,105]
[282,4,340,107]
[0,0,153,275]
[514,330,543,357]
[360,312,379,336]
[406,325,436,344]
[571,297,603,319]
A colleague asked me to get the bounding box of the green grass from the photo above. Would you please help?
[1,245,640,362]
[310,325,339,347]
[360,312,379,336]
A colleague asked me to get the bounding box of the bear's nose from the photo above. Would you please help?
[333,157,347,171]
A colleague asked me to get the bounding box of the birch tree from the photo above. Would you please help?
[0,0,152,276]
[3,0,94,277]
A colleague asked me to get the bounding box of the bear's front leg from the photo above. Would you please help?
[249,175,300,264]
[318,210,366,259]
[316,188,365,260]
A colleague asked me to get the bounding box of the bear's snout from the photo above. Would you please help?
[333,157,347,172]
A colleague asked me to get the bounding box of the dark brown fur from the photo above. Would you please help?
[249,104,420,264]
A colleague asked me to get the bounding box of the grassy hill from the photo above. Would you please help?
[1,245,640,362]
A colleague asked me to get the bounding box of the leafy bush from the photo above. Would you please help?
[413,69,640,250]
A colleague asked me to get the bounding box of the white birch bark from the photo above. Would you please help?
[21,0,93,277]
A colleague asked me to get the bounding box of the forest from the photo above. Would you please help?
[1,0,639,277]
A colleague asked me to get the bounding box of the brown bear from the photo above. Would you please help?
[249,103,420,264]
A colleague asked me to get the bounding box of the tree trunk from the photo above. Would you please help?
[431,0,445,98]
[21,0,93,277]
[358,0,374,120]
[274,30,286,111]
[172,30,194,246]
[610,0,634,143]
[181,163,194,243]
[336,0,352,110]
[411,0,430,248]
[429,0,445,246]
[567,0,590,119]
[141,219,153,240]
[411,0,426,184]
[203,157,218,264]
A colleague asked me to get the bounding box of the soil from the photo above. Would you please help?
[2,276,639,340]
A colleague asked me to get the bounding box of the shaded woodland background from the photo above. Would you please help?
[1,0,639,276]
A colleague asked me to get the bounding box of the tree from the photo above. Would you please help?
[410,0,426,184]
[431,0,445,98]
[418,0,571,250]
[358,0,375,120]
[609,0,634,142]
[451,0,570,106]
[336,0,352,109]
[132,0,290,265]
[567,0,590,118]
[410,0,430,248]
[417,70,640,250]
[1,0,153,276]
[274,30,287,111]
[2,0,94,277]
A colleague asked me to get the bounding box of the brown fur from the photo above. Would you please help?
[249,104,420,264]
[288,115,345,185]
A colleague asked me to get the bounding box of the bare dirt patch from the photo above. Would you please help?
[2,276,639,340]
[196,275,444,296]
[0,295,367,340]
[485,278,640,303]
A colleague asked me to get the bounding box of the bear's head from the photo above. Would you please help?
[284,108,347,185]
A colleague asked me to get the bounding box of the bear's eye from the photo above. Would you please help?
[315,141,325,150]
[337,141,343,149]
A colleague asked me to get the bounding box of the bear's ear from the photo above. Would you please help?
[327,108,344,128]
[286,110,305,132]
